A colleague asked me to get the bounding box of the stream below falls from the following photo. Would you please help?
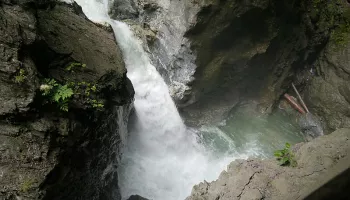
[72,0,304,199]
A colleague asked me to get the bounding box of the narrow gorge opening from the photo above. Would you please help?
[73,0,305,200]
[2,0,350,199]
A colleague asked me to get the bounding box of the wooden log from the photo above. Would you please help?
[284,93,306,114]
[292,83,310,113]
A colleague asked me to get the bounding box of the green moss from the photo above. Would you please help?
[14,68,26,83]
[309,0,350,47]
[330,23,350,46]
[21,179,36,193]
[65,62,86,72]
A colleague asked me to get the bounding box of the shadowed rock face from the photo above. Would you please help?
[305,36,350,133]
[180,0,350,126]
[0,1,134,200]
[111,0,350,128]
[186,128,350,200]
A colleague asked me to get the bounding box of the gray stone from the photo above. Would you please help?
[0,2,134,200]
[304,36,350,133]
[186,128,350,200]
[0,5,39,115]
[109,0,139,20]
[127,195,150,200]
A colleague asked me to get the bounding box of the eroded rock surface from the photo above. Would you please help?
[305,36,350,133]
[111,0,350,128]
[180,0,350,126]
[109,0,205,103]
[186,128,350,200]
[0,1,134,200]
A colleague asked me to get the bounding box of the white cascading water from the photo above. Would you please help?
[72,1,267,199]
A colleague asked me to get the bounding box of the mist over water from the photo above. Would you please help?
[72,1,304,199]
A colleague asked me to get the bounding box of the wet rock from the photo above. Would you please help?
[0,1,134,200]
[305,33,350,132]
[127,195,150,200]
[109,0,202,103]
[186,128,350,200]
[298,113,324,141]
[0,4,39,115]
[109,0,139,20]
[180,0,348,126]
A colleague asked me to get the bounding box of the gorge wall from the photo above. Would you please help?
[0,1,134,199]
[1,0,350,199]
[111,0,350,130]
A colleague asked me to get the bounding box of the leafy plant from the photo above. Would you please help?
[40,79,74,112]
[274,143,297,167]
[14,69,26,83]
[69,81,104,110]
[89,99,104,110]
[65,62,86,72]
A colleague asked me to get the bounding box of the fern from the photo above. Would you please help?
[58,99,69,112]
[53,85,74,102]
[40,79,74,112]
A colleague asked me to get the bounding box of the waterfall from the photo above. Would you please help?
[73,1,235,199]
[71,1,304,199]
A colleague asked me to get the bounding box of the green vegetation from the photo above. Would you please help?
[89,99,104,109]
[331,22,350,47]
[21,179,35,193]
[40,79,104,111]
[310,0,350,47]
[68,81,104,110]
[14,69,26,83]
[65,62,86,72]
[39,62,105,111]
[40,79,74,112]
[274,143,297,167]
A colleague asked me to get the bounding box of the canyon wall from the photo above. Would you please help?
[0,1,134,199]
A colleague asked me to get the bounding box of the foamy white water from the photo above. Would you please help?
[73,1,261,199]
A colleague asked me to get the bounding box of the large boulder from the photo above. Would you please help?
[186,128,350,200]
[0,1,134,200]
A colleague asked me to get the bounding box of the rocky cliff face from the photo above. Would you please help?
[305,32,350,133]
[108,0,210,104]
[181,0,350,126]
[186,128,350,200]
[109,0,350,129]
[0,1,134,200]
